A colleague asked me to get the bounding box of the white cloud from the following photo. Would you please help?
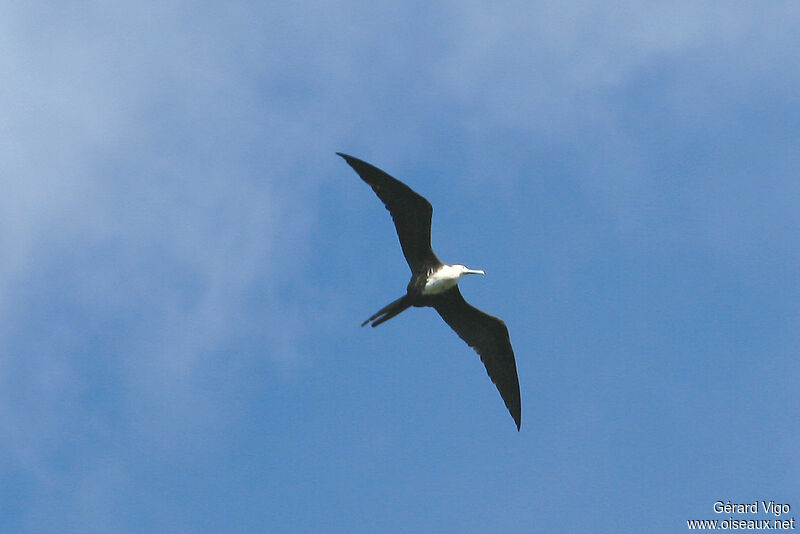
[438,2,798,130]
[0,2,328,493]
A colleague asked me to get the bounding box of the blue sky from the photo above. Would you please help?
[1,2,798,532]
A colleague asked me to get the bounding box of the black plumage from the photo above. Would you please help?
[338,153,522,430]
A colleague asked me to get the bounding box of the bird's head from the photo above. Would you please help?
[456,265,485,276]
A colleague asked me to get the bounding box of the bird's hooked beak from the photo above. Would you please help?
[464,268,485,275]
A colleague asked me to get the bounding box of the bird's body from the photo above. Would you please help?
[338,153,521,430]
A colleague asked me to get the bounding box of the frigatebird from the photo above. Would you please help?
[338,153,521,430]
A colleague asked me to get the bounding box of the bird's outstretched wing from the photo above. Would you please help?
[432,287,521,430]
[337,153,440,273]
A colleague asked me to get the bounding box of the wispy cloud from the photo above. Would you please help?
[0,4,328,507]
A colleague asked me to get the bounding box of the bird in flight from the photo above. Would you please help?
[337,153,521,430]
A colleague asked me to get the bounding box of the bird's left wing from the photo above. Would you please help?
[337,153,440,273]
[432,287,521,430]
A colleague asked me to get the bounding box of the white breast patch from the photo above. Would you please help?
[423,265,460,295]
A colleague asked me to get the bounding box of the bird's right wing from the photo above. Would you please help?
[432,287,521,430]
[337,153,440,273]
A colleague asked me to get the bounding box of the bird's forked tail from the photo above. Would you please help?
[362,295,411,327]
